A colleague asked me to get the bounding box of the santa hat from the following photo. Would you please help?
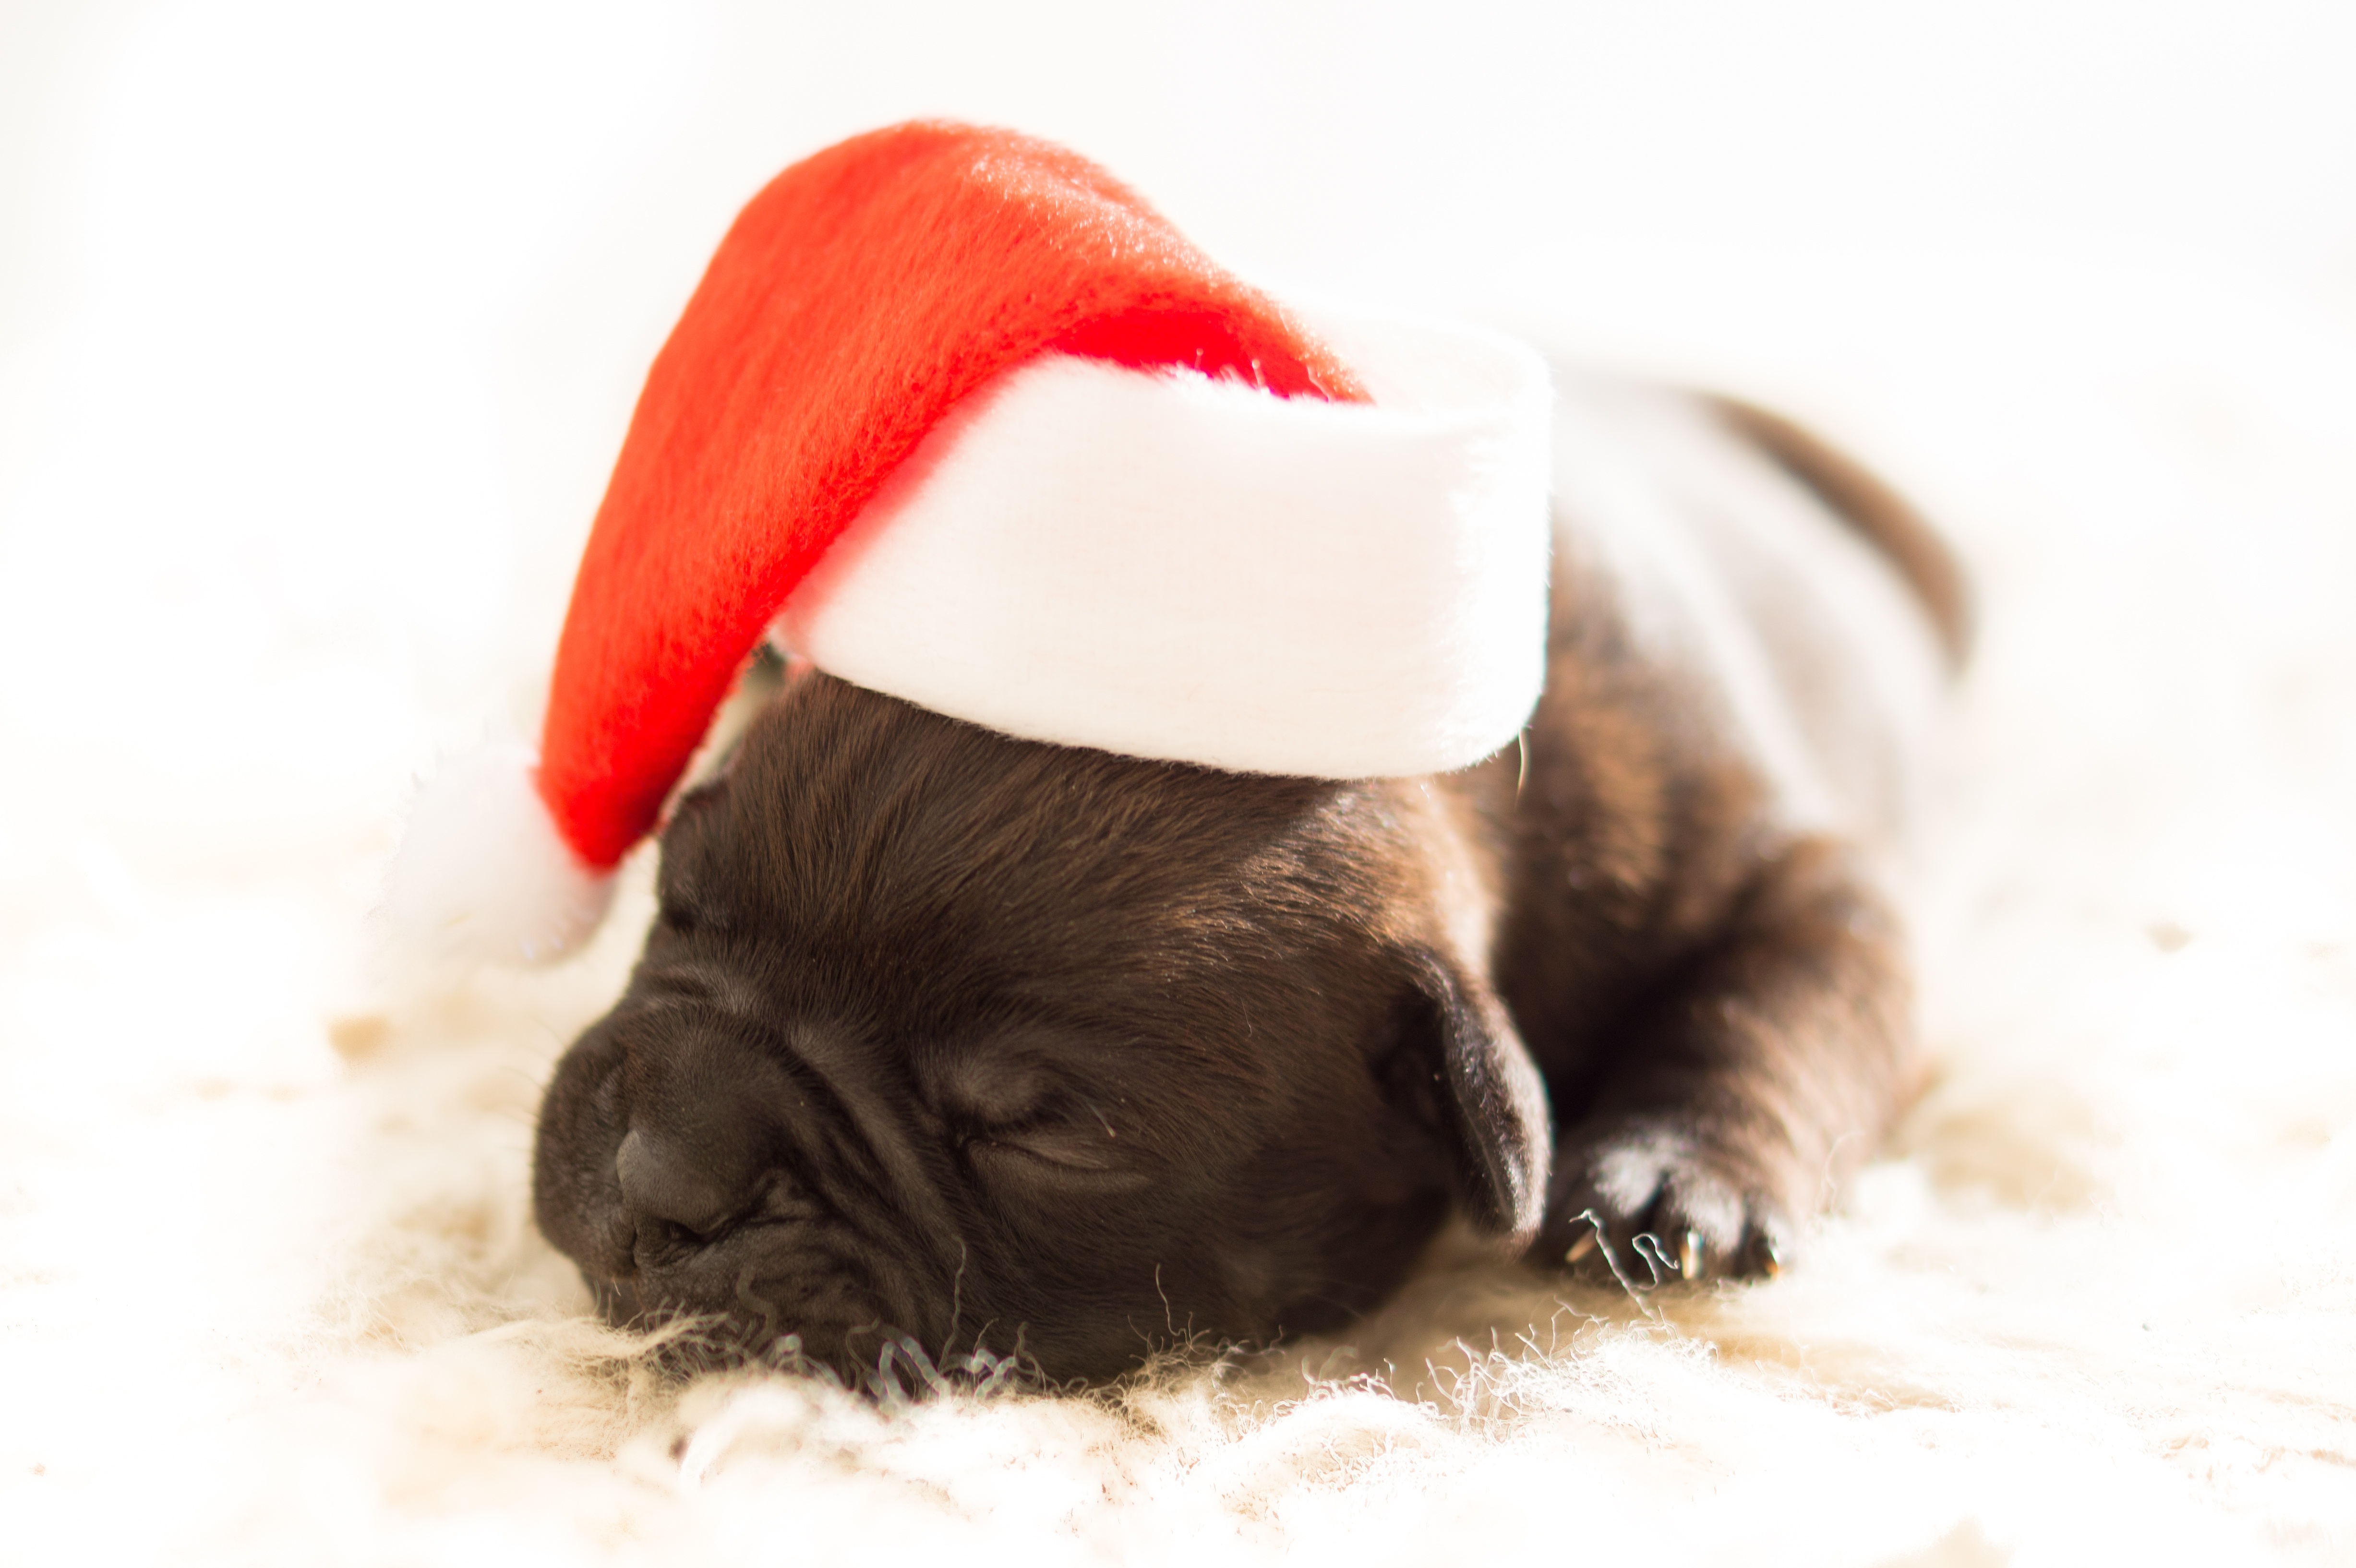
[380,121,1553,967]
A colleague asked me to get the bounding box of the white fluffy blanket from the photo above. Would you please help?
[7,5,2356,1563]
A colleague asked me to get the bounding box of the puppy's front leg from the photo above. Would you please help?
[1535,837,1914,1283]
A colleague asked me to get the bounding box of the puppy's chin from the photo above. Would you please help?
[582,1265,932,1386]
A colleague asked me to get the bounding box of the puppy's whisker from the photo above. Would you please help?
[947,1238,969,1350]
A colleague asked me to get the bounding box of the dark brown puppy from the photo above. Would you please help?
[531,371,1964,1384]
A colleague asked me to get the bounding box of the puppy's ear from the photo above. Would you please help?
[1391,947,1552,1245]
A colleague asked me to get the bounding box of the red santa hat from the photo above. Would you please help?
[380,121,1553,966]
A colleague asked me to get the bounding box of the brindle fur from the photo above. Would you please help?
[531,379,1963,1384]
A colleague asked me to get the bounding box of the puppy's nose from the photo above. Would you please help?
[615,1127,743,1237]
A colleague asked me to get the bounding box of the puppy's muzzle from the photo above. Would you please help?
[601,1129,926,1377]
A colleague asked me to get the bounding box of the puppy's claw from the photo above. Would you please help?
[1540,1118,1797,1285]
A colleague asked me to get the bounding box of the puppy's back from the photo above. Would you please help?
[1548,372,1955,857]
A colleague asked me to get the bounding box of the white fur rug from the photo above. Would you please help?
[8,5,2356,1563]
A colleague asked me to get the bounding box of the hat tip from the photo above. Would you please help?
[373,737,615,973]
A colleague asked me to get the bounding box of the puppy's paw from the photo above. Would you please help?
[1534,1118,1792,1286]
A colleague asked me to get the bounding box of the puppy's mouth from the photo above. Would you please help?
[589,1264,1032,1390]
[577,1159,989,1384]
[588,1271,907,1379]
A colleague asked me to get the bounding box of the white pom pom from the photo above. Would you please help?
[374,738,615,969]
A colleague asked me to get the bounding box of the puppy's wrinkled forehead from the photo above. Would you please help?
[656,674,1432,1009]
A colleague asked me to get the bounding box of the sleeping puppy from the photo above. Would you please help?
[530,370,1966,1384]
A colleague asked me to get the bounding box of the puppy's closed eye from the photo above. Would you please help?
[937,1051,1140,1185]
[971,1116,1127,1174]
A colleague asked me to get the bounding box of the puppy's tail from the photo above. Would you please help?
[1711,395,1975,670]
